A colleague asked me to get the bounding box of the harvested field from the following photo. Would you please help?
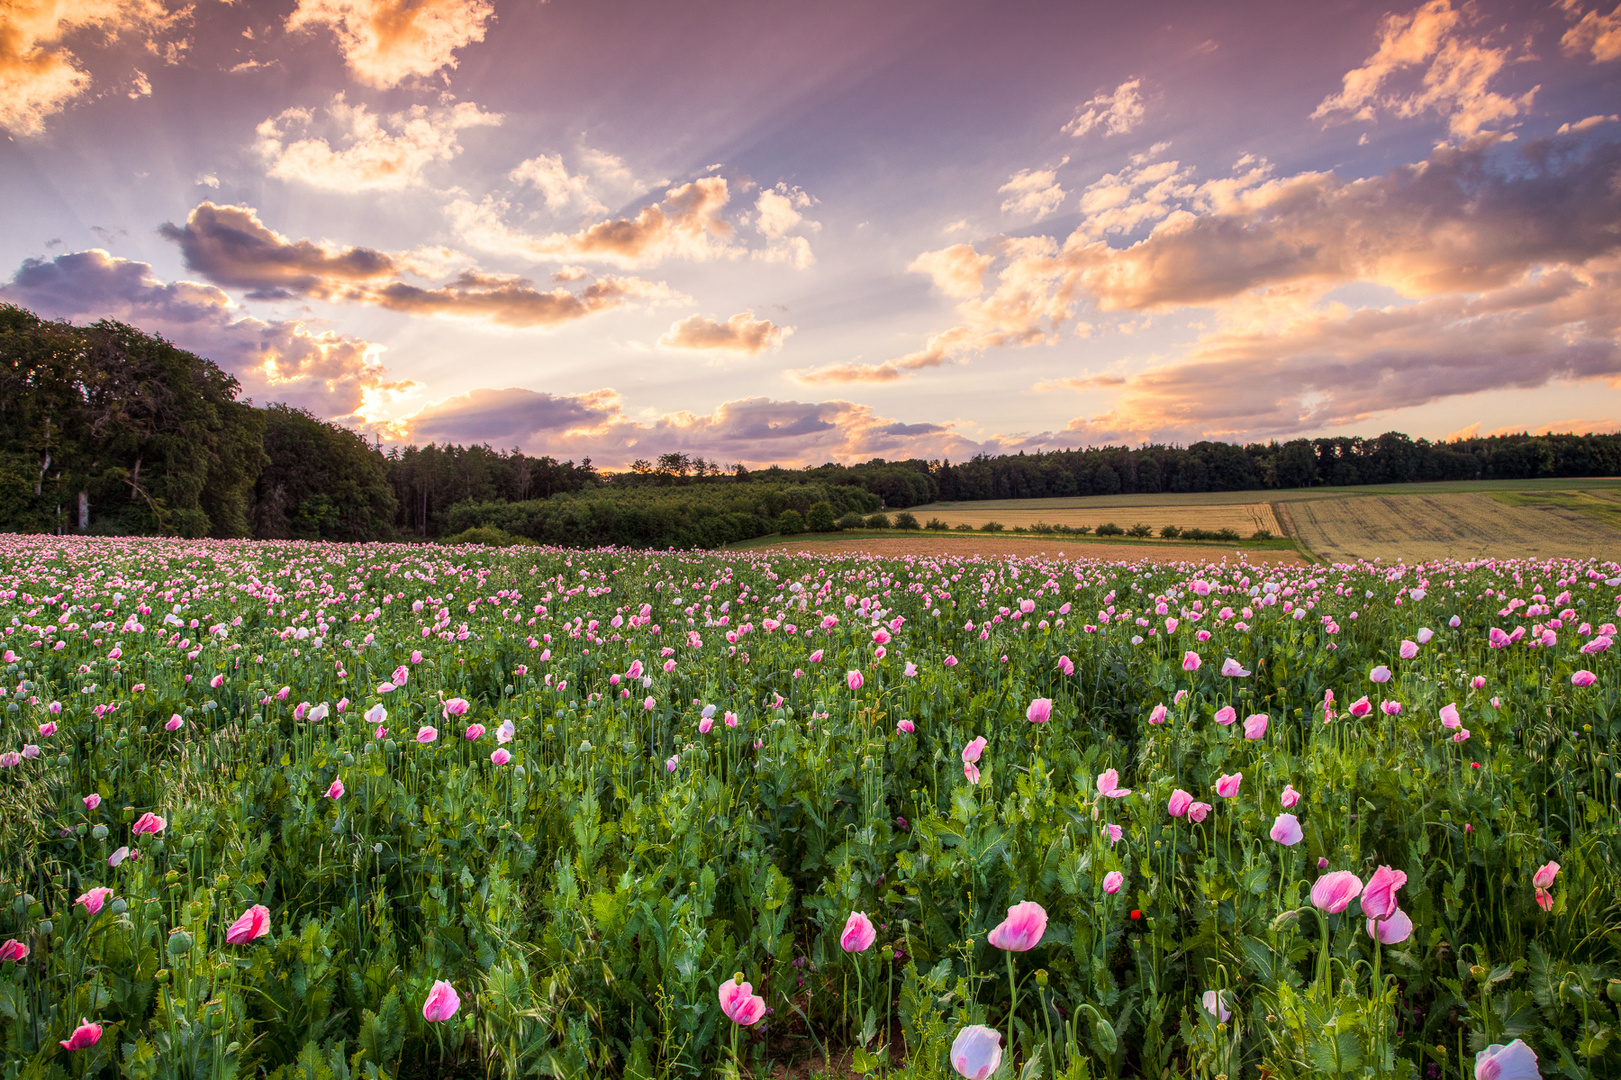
[743,533,1308,564]
[1287,492,1621,562]
[906,501,1281,536]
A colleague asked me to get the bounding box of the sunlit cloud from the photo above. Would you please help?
[1559,0,1621,63]
[1312,0,1537,137]
[284,0,494,88]
[999,159,1069,221]
[256,93,501,191]
[1063,78,1144,138]
[0,0,191,135]
[658,311,792,355]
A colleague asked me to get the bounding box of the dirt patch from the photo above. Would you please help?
[742,535,1308,564]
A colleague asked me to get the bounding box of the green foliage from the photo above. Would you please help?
[1096,522,1124,536]
[1126,522,1153,537]
[865,513,891,530]
[777,509,807,535]
[892,512,920,530]
[253,406,397,542]
[439,526,536,547]
[979,520,1004,532]
[836,512,868,531]
[1160,524,1183,539]
[924,518,949,531]
[807,501,837,532]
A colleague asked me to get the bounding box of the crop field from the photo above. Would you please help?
[1286,493,1621,564]
[1,535,1619,1080]
[900,503,1281,538]
[742,534,1308,566]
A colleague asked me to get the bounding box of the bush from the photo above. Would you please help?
[777,509,806,534]
[1251,529,1274,540]
[1160,524,1182,539]
[1030,521,1052,533]
[979,521,1005,532]
[865,513,891,529]
[806,501,837,532]
[893,511,921,530]
[835,511,866,530]
[1096,522,1124,536]
[1126,522,1153,537]
[924,517,949,531]
[954,523,975,532]
[1216,527,1241,541]
[440,526,534,547]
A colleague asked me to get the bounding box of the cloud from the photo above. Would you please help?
[1558,114,1619,133]
[1063,79,1143,138]
[1560,0,1621,62]
[1444,421,1481,440]
[999,159,1069,221]
[657,311,792,354]
[256,93,501,191]
[162,200,685,328]
[1484,417,1620,437]
[284,0,494,88]
[510,153,607,215]
[387,389,997,468]
[0,0,190,135]
[1036,374,1128,391]
[1311,0,1536,137]
[449,176,745,268]
[0,249,411,421]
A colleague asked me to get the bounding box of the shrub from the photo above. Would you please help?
[1160,524,1182,539]
[893,511,921,530]
[1251,528,1274,540]
[1031,521,1052,533]
[777,509,806,534]
[1126,523,1153,538]
[1216,527,1241,541]
[925,517,949,531]
[865,512,891,529]
[1096,522,1124,536]
[806,501,837,532]
[980,521,1005,532]
[954,523,975,531]
[440,526,534,547]
[835,511,866,530]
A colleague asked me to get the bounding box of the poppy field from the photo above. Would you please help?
[0,535,1618,1080]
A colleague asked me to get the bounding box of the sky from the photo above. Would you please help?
[2,0,1620,469]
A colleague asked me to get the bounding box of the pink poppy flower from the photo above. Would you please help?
[325,778,344,800]
[1270,813,1303,846]
[76,887,114,916]
[416,726,438,743]
[1057,655,1074,676]
[1348,696,1372,718]
[1214,772,1242,798]
[393,665,409,686]
[1201,990,1230,1022]
[897,718,915,734]
[165,715,184,731]
[1182,651,1201,672]
[1148,704,1167,724]
[1474,1040,1540,1080]
[1187,801,1213,823]
[1220,658,1250,677]
[1213,705,1237,726]
[1369,665,1391,683]
[0,939,27,963]
[943,654,958,667]
[1167,789,1193,817]
[1102,871,1124,894]
[718,976,766,1025]
[131,812,165,836]
[1361,865,1407,921]
[490,748,512,765]
[962,736,987,763]
[465,724,486,740]
[1096,768,1131,798]
[39,721,57,738]
[1280,784,1301,808]
[846,670,864,691]
[1399,640,1418,659]
[1243,713,1268,739]
[59,1019,102,1051]
[422,980,460,1022]
[987,900,1047,951]
[963,762,980,785]
[950,1025,1003,1080]
[1532,861,1560,889]
[1453,728,1471,743]
[1310,871,1363,913]
[1572,670,1596,687]
[83,793,102,810]
[225,904,270,944]
[1439,703,1461,729]
[1105,823,1123,844]
[443,698,469,717]
[1366,907,1413,944]
[1025,697,1052,724]
[1381,700,1402,716]
[840,911,876,952]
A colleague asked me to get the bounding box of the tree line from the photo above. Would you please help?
[5,304,1621,546]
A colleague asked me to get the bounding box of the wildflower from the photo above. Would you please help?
[1270,813,1303,846]
[422,980,460,1022]
[59,1019,102,1051]
[840,912,876,952]
[1281,784,1301,808]
[0,939,27,963]
[1399,640,1418,659]
[1214,705,1237,725]
[165,715,183,731]
[1533,861,1559,911]
[950,1025,1003,1080]
[491,748,512,765]
[76,887,114,916]
[1096,768,1131,798]
[846,670,864,691]
[1220,657,1250,677]
[1182,651,1202,671]
[1473,1040,1541,1080]
[1310,871,1363,913]
[987,900,1047,951]
[1348,696,1372,718]
[897,718,915,734]
[1243,713,1269,739]
[1057,655,1074,676]
[416,726,438,743]
[1202,990,1231,1022]
[1439,703,1461,729]
[719,975,766,1025]
[1361,866,1407,921]
[465,724,486,740]
[1366,907,1413,944]
[83,793,101,810]
[325,778,344,800]
[1214,772,1242,798]
[1370,665,1391,683]
[1025,697,1052,723]
[131,812,165,836]
[1167,789,1193,817]
[1572,670,1597,687]
[1148,704,1167,724]
[1103,871,1124,894]
[496,720,515,743]
[1187,801,1213,823]
[225,905,271,944]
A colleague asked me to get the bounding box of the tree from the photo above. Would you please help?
[806,501,837,531]
[775,509,805,534]
[253,405,396,541]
